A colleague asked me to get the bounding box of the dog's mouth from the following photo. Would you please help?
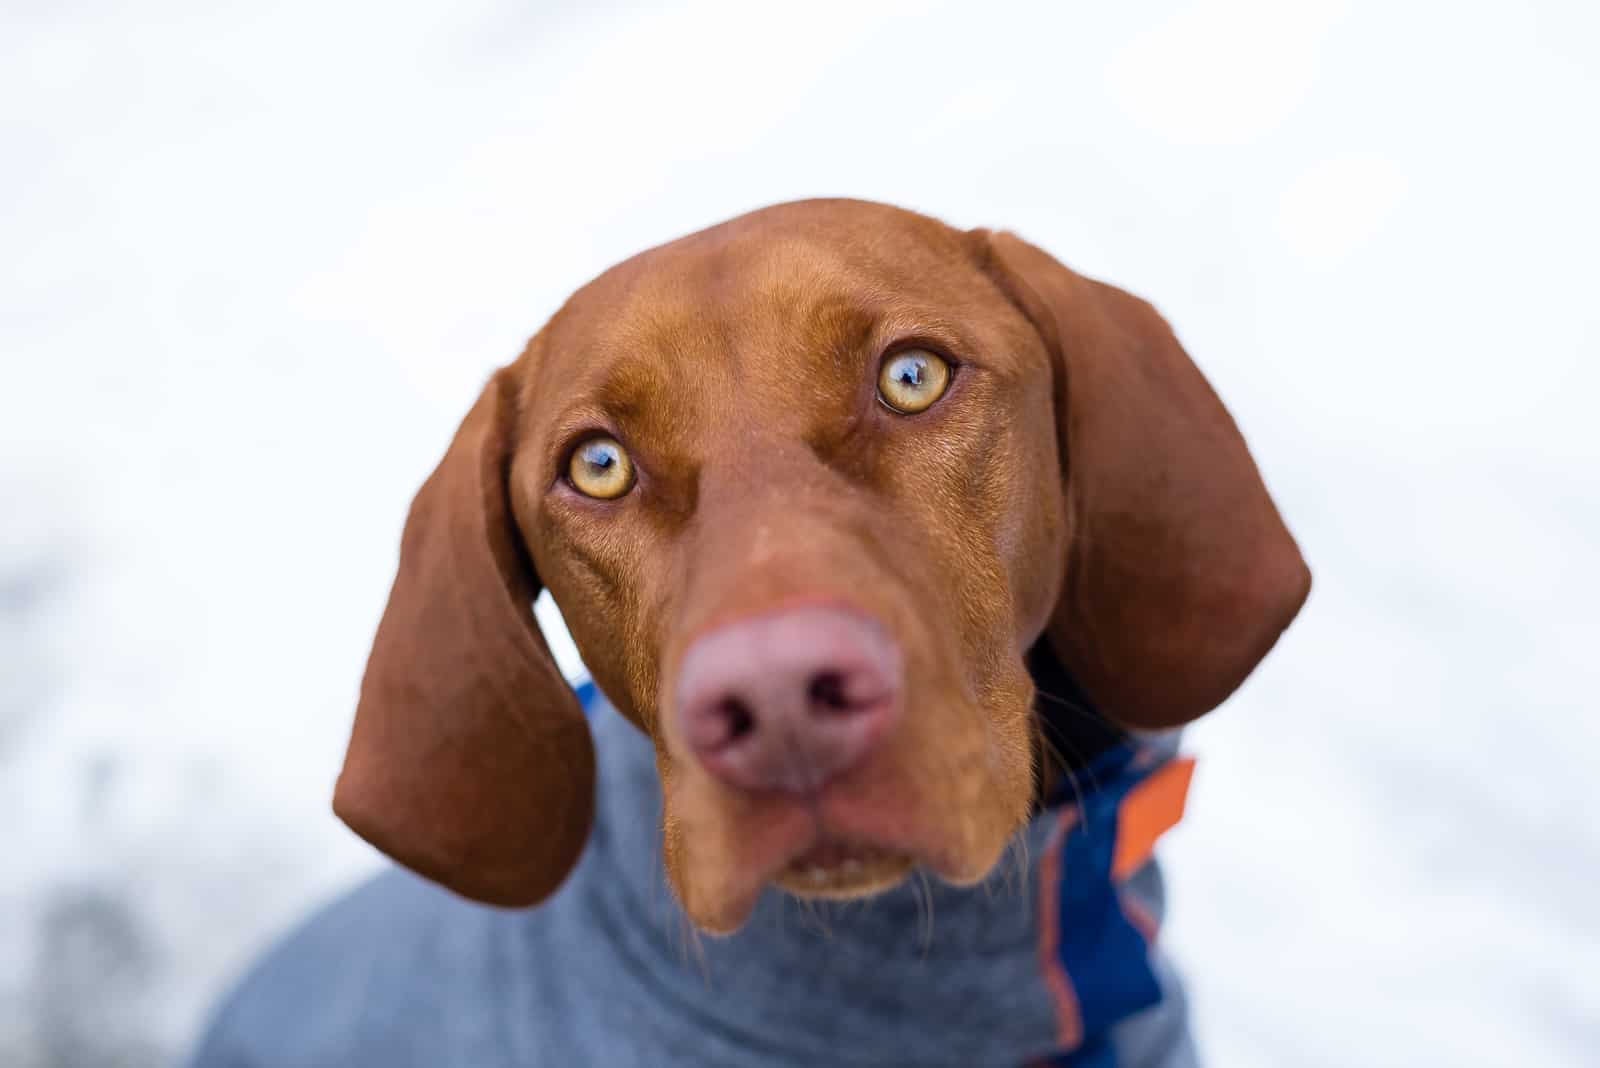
[772,836,916,899]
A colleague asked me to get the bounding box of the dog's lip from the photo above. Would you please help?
[773,835,916,897]
[787,837,899,871]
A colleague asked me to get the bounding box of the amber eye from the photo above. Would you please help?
[567,435,635,499]
[877,349,952,414]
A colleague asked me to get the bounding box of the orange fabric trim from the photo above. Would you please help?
[1110,756,1196,882]
[1036,806,1084,1051]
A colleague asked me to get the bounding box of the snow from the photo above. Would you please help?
[3,2,1596,1063]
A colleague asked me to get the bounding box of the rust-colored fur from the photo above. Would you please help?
[333,199,1310,934]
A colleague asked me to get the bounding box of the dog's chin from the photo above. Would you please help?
[680,833,1017,935]
[684,851,917,935]
[676,841,914,935]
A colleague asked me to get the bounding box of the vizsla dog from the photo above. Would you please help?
[189,199,1308,1067]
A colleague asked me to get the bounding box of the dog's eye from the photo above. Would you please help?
[877,349,951,414]
[568,436,635,499]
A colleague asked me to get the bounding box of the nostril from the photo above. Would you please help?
[807,670,851,713]
[717,697,756,745]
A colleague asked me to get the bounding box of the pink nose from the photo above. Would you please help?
[675,606,903,794]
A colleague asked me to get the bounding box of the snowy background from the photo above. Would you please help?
[4,1,1597,1065]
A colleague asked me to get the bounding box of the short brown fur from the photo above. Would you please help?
[333,199,1311,933]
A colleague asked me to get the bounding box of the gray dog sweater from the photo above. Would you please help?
[186,676,1200,1067]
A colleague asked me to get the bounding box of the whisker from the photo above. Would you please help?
[981,826,1029,904]
[649,828,711,981]
[1005,827,1031,901]
[914,868,935,957]
[1033,686,1108,800]
[1033,726,1091,815]
[661,880,710,981]
[796,894,833,940]
[1032,686,1098,718]
[683,911,709,982]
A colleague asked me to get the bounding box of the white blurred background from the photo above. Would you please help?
[4,2,1597,1065]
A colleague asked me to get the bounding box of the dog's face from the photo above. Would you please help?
[333,200,1310,934]
[517,205,1064,930]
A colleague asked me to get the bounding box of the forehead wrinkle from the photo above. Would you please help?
[564,270,734,403]
[727,235,997,363]
[752,291,989,377]
[746,284,878,370]
[548,326,728,483]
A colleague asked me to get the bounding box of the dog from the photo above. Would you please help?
[186,199,1309,1067]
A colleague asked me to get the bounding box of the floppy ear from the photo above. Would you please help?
[332,360,595,907]
[975,230,1311,729]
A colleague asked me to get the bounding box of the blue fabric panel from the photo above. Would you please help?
[1047,745,1166,1061]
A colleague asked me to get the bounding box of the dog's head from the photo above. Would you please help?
[333,199,1310,933]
